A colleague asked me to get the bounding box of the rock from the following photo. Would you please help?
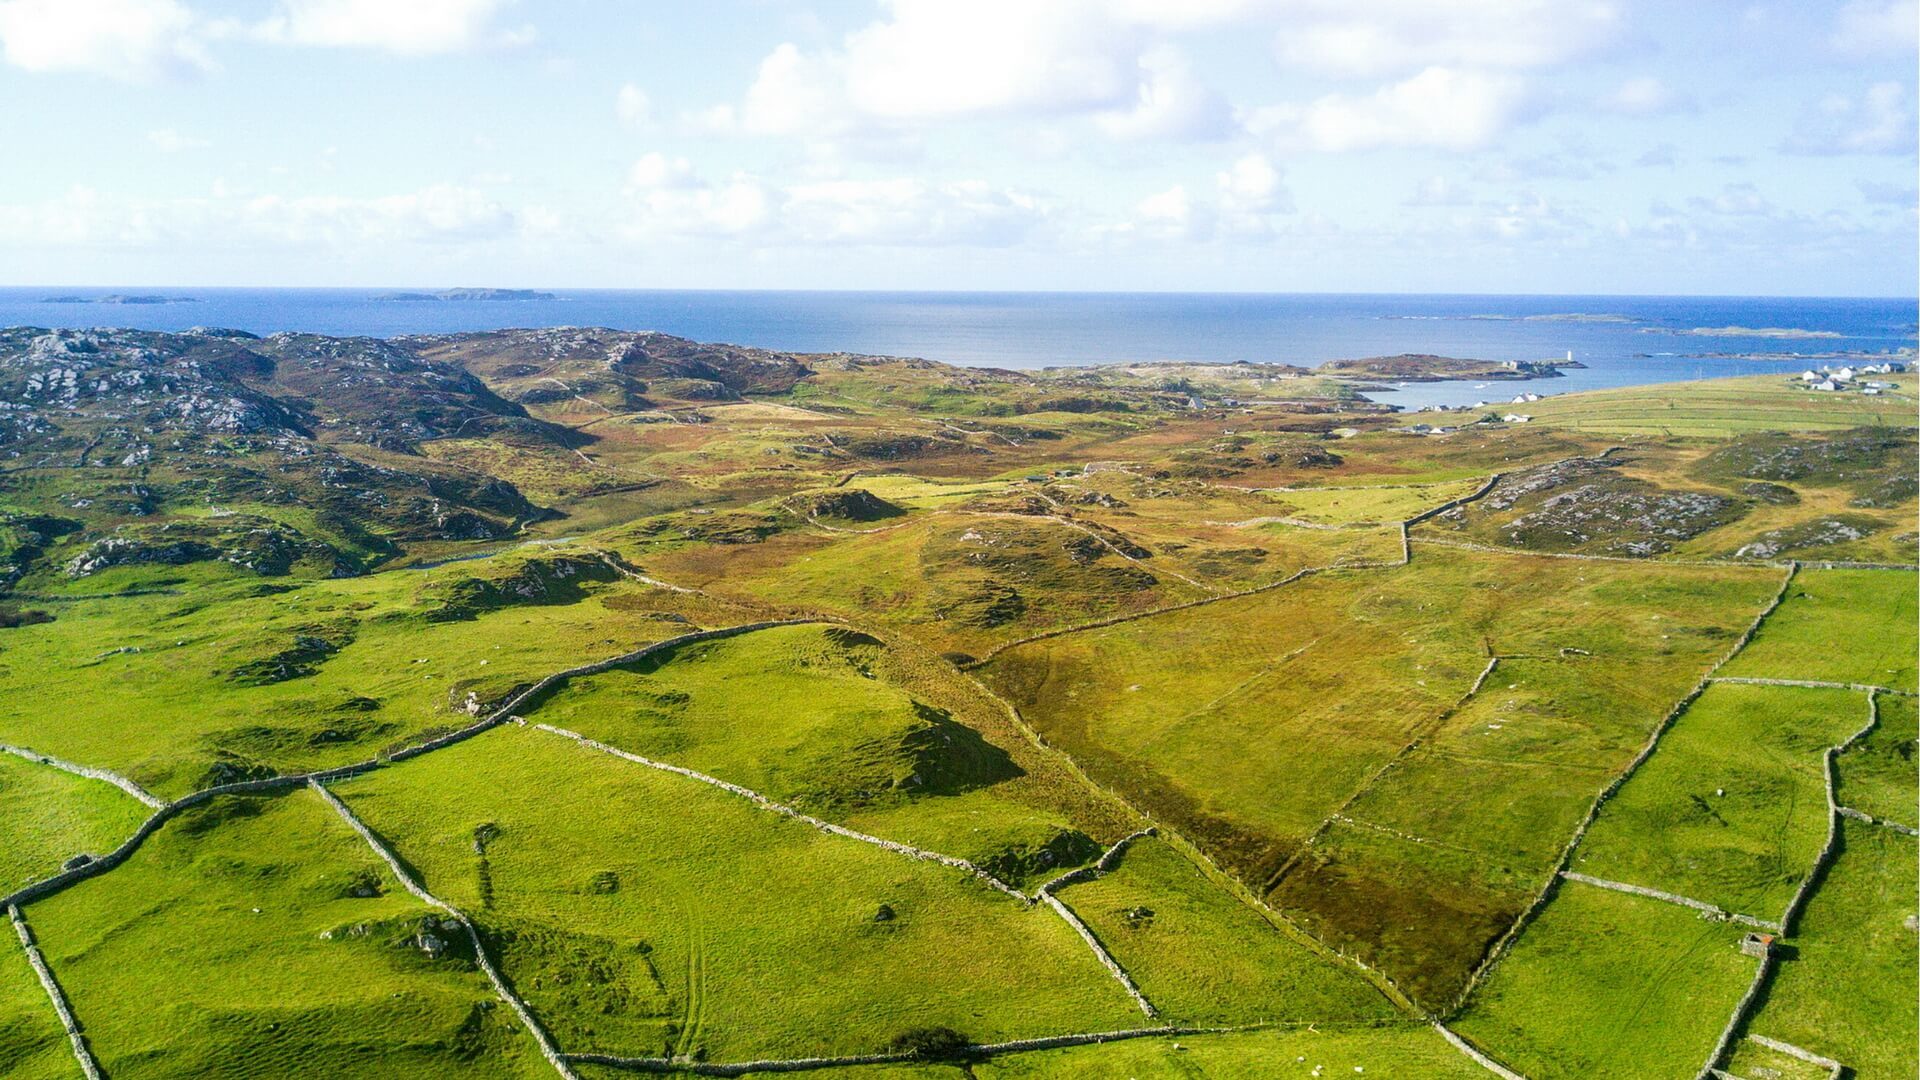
[873,904,896,922]
[62,853,93,871]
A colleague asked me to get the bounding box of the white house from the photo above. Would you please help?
[1502,413,1533,423]
[1800,370,1821,381]
[1811,380,1839,392]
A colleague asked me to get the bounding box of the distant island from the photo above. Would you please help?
[41,294,200,305]
[375,287,558,302]
[1653,325,1845,339]
[1320,353,1580,382]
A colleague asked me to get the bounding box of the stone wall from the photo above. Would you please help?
[1447,563,1799,1017]
[311,780,579,1080]
[9,904,104,1080]
[0,742,165,808]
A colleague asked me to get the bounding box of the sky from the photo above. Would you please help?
[0,0,1914,296]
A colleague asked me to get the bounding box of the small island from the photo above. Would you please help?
[1319,353,1580,382]
[375,287,558,302]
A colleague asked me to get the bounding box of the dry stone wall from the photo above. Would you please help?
[10,904,104,1080]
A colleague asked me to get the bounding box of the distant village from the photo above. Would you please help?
[1795,360,1905,394]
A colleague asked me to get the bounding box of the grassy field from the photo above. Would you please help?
[0,551,753,798]
[982,546,1779,1002]
[0,754,152,895]
[1837,691,1918,829]
[1570,683,1865,919]
[5,337,1915,1080]
[515,622,1136,884]
[22,789,549,1079]
[1737,821,1918,1080]
[333,725,1146,1062]
[1452,880,1757,1080]
[1256,478,1489,525]
[1524,374,1919,437]
[1049,837,1393,1025]
[0,923,72,1080]
[1719,569,1918,691]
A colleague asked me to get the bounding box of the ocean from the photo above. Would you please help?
[2,288,1912,411]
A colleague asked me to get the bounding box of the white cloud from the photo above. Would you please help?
[1602,76,1693,115]
[705,0,1236,140]
[623,158,1046,246]
[0,183,524,250]
[1269,0,1621,78]
[1216,152,1289,214]
[1094,46,1234,140]
[1405,175,1472,206]
[626,152,699,191]
[0,0,208,80]
[147,128,209,152]
[616,84,653,128]
[1830,0,1919,55]
[1783,82,1917,156]
[254,0,529,55]
[1251,67,1532,152]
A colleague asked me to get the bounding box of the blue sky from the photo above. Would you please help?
[0,0,1914,295]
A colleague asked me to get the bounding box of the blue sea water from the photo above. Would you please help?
[1,288,1912,411]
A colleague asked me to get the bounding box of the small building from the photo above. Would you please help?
[1740,932,1777,959]
[1502,413,1533,423]
[1833,367,1856,382]
[1810,380,1839,392]
[1800,370,1821,381]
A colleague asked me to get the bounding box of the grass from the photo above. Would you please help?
[520,623,1135,886]
[332,724,1145,1062]
[980,547,1778,996]
[0,922,73,1080]
[1739,821,1918,1079]
[22,789,548,1079]
[1256,478,1488,525]
[1570,683,1865,919]
[1452,880,1757,1080]
[0,550,751,798]
[1049,837,1395,1025]
[1524,374,1919,437]
[1720,1037,1837,1080]
[0,754,152,895]
[976,1023,1490,1078]
[1719,569,1918,691]
[1837,691,1918,829]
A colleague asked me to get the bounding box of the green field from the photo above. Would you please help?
[1719,569,1918,691]
[4,327,1913,1079]
[333,725,1147,1062]
[0,923,71,1080]
[516,622,1134,880]
[1837,691,1919,829]
[22,789,548,1079]
[0,554,747,799]
[1049,837,1393,1025]
[1737,821,1918,1079]
[1452,880,1758,1079]
[1525,374,1919,437]
[1570,683,1864,919]
[0,754,152,895]
[982,545,1779,1002]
